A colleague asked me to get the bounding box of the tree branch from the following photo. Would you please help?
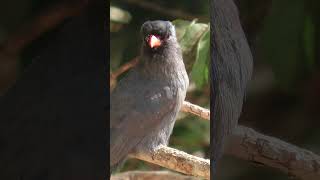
[180,101,320,180]
[129,145,210,179]
[110,57,140,91]
[181,101,210,120]
[226,126,320,180]
[111,170,200,180]
[111,57,140,79]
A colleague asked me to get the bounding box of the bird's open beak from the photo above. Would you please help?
[148,35,162,48]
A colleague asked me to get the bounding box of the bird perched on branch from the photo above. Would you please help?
[210,0,253,172]
[110,20,189,172]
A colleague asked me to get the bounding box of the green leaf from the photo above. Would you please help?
[191,29,210,88]
[172,19,209,73]
[172,19,191,41]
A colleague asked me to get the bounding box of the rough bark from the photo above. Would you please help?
[226,126,320,180]
[130,145,210,179]
[181,102,320,180]
[111,170,200,180]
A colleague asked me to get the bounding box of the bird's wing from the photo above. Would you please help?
[110,73,177,166]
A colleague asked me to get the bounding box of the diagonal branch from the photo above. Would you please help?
[129,145,210,179]
[226,126,320,180]
[181,101,210,120]
[180,101,320,180]
[110,57,139,81]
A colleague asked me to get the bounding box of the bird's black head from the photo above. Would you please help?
[140,20,176,51]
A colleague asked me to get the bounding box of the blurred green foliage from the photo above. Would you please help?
[192,29,210,88]
[259,0,306,90]
[257,0,318,92]
[172,20,210,88]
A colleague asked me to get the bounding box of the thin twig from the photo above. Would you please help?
[181,101,210,120]
[110,57,140,90]
[130,145,210,179]
[111,57,139,80]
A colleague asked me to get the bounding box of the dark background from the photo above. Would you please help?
[0,0,107,179]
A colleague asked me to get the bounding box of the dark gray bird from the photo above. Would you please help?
[110,20,189,172]
[210,0,253,171]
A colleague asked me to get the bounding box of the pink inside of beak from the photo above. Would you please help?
[149,35,161,48]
